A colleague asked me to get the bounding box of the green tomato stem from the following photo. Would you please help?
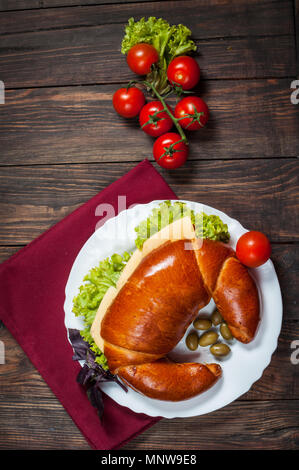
[142,80,188,144]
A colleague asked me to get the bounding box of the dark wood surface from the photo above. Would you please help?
[0,0,298,450]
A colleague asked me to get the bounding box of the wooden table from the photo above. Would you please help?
[0,0,298,450]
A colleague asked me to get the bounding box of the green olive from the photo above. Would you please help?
[220,323,233,340]
[198,330,218,347]
[193,318,212,331]
[186,332,199,351]
[210,342,231,357]
[211,310,223,326]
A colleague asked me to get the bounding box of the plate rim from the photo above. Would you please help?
[64,199,283,418]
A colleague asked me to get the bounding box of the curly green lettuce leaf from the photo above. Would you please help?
[121,17,172,54]
[72,251,131,369]
[167,24,197,59]
[121,17,197,95]
[134,201,230,249]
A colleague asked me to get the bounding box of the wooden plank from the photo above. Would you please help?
[198,36,296,78]
[0,0,41,11]
[0,245,21,263]
[0,395,90,450]
[0,27,296,89]
[0,80,298,165]
[242,313,299,399]
[0,0,160,12]
[296,0,299,74]
[0,376,298,449]
[0,0,294,37]
[123,400,299,449]
[0,159,298,245]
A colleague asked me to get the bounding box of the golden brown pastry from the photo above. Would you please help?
[91,217,260,401]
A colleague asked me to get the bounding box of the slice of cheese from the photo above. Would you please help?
[116,248,143,290]
[90,285,117,351]
[142,215,195,256]
[91,216,195,351]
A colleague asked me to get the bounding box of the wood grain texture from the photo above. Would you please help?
[0,0,162,12]
[0,0,298,451]
[0,241,298,449]
[296,0,299,74]
[0,246,20,263]
[0,319,297,452]
[0,391,297,449]
[0,0,294,36]
[122,400,299,449]
[1,79,298,165]
[0,28,295,89]
[0,0,41,10]
[0,160,297,245]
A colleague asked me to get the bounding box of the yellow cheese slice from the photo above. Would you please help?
[90,285,117,352]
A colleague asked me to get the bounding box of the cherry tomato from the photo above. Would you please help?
[112,87,145,118]
[174,96,209,130]
[167,56,200,90]
[139,101,173,137]
[153,132,188,169]
[127,43,159,75]
[236,231,272,268]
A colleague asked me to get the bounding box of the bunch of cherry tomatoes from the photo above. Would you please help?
[112,44,272,265]
[113,43,209,169]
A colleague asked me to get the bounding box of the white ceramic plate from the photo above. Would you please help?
[64,200,282,418]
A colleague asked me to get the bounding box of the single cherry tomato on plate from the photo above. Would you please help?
[236,231,272,268]
[153,132,188,170]
[127,43,159,75]
[112,87,145,118]
[139,101,173,137]
[174,96,209,130]
[167,56,200,90]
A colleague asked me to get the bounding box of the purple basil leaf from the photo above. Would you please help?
[94,369,128,392]
[87,384,104,420]
[68,328,89,361]
[85,349,97,368]
[111,376,128,393]
[68,328,127,420]
[76,363,95,386]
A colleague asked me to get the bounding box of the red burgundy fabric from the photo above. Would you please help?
[0,160,177,450]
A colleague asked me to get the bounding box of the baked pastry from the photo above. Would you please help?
[91,217,259,401]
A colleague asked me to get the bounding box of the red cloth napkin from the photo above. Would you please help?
[0,160,177,450]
